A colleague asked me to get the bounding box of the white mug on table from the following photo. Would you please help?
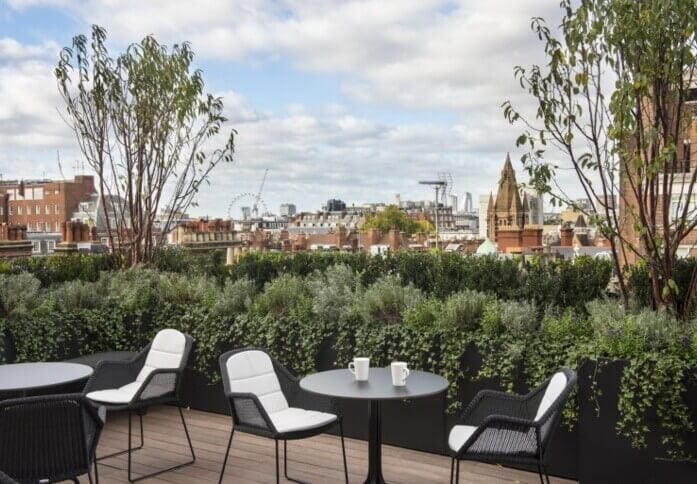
[348,357,370,381]
[391,361,410,386]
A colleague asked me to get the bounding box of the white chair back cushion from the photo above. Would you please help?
[535,372,567,421]
[136,329,187,382]
[225,350,289,414]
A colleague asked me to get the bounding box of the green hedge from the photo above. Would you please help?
[0,256,695,460]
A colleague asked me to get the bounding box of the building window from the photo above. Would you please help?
[8,206,12,215]
[0,207,2,216]
[31,241,41,254]
[17,206,22,215]
[55,221,60,232]
[47,240,56,253]
[35,205,40,215]
[45,205,50,214]
[34,187,43,200]
[55,205,60,214]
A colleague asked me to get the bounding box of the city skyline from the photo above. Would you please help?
[0,0,582,216]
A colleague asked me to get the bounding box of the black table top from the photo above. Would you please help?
[300,368,448,401]
[0,362,93,392]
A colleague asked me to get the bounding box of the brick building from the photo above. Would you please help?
[0,176,96,254]
[619,91,697,263]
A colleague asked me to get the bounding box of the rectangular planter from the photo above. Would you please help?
[578,360,697,484]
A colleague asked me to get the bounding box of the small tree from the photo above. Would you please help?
[361,205,433,236]
[503,0,697,317]
[55,25,235,265]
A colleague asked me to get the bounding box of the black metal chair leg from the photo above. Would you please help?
[94,455,100,484]
[97,412,144,461]
[283,440,311,484]
[455,458,460,484]
[450,457,455,484]
[537,463,545,484]
[542,463,551,484]
[219,428,235,484]
[339,419,349,484]
[128,406,197,482]
[275,440,280,484]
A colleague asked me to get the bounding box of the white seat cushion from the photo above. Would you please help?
[226,350,289,414]
[269,407,337,434]
[87,381,142,404]
[225,350,337,434]
[136,329,187,382]
[448,424,476,452]
[535,372,567,421]
[86,329,187,405]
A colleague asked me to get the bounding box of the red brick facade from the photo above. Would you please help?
[0,176,95,234]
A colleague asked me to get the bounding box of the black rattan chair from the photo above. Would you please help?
[218,348,348,484]
[83,329,195,482]
[0,471,17,484]
[448,367,577,484]
[0,394,104,484]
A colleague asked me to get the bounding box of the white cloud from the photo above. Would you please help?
[1,1,582,214]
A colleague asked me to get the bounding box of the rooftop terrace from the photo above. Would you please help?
[96,406,575,484]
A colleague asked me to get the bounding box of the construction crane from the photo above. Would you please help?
[252,168,269,218]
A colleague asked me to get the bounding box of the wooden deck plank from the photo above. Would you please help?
[96,407,577,484]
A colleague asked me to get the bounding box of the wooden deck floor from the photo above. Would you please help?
[96,406,576,484]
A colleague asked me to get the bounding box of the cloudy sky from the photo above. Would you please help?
[0,0,568,217]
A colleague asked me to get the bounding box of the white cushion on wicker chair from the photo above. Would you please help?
[87,329,187,404]
[448,424,476,452]
[535,372,567,421]
[225,350,337,434]
[270,407,337,433]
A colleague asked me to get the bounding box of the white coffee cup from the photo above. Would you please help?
[391,361,410,386]
[348,357,370,381]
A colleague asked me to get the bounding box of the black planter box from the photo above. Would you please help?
[578,360,697,484]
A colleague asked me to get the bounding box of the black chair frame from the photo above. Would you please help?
[83,333,196,482]
[449,367,577,484]
[218,348,348,484]
[0,393,105,484]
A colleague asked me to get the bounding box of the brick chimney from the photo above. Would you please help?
[560,223,574,247]
[522,226,543,247]
[388,229,401,251]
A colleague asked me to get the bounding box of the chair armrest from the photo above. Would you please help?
[225,391,277,433]
[83,359,141,394]
[460,390,530,426]
[132,368,182,403]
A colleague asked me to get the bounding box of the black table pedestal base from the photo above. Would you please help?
[364,400,387,484]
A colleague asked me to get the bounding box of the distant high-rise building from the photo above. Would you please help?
[241,206,251,220]
[325,199,346,211]
[463,192,473,212]
[449,194,458,212]
[522,187,544,226]
[279,203,297,218]
[478,194,490,238]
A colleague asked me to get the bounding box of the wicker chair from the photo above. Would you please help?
[83,329,195,482]
[218,348,348,484]
[0,471,17,484]
[448,367,577,484]
[0,394,104,484]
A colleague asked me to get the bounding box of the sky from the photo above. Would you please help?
[0,0,572,218]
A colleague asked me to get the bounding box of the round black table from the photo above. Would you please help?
[300,368,448,484]
[0,362,93,396]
